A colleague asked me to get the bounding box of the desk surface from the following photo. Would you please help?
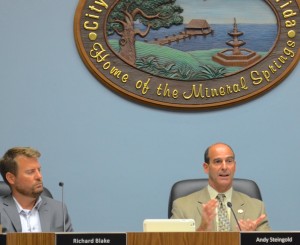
[3,232,300,245]
[6,233,55,245]
[2,232,240,245]
[127,232,240,245]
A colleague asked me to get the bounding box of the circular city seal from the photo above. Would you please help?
[74,0,300,110]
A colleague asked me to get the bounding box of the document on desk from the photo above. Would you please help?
[143,219,195,232]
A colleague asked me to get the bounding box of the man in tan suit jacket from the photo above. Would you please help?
[171,142,270,231]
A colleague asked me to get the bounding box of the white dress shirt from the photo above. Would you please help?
[13,196,42,232]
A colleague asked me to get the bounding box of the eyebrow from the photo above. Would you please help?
[24,167,41,172]
[212,156,235,161]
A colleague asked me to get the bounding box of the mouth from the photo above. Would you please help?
[35,183,43,188]
[219,173,230,178]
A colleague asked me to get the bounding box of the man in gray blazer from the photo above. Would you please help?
[171,142,270,232]
[0,147,73,232]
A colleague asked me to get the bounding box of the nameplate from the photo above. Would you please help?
[56,233,126,245]
[241,232,300,245]
[0,234,6,245]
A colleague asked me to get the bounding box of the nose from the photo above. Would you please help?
[35,170,43,180]
[221,161,228,169]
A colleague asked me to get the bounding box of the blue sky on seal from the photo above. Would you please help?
[176,0,276,24]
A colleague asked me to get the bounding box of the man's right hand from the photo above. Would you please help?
[197,199,218,231]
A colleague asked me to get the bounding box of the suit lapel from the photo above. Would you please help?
[231,191,245,231]
[196,187,218,231]
[38,197,50,232]
[2,195,22,232]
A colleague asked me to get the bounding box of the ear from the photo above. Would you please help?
[6,172,16,185]
[203,162,209,174]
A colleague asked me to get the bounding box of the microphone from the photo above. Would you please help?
[59,182,66,232]
[227,202,241,231]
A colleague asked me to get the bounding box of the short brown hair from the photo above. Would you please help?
[0,147,41,185]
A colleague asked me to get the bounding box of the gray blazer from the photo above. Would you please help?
[171,187,271,231]
[0,195,73,232]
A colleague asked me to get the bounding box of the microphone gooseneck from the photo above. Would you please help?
[59,182,66,232]
[227,202,242,231]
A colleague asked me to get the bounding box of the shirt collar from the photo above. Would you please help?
[13,196,42,214]
[207,184,233,202]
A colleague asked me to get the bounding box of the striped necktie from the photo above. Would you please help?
[216,194,230,231]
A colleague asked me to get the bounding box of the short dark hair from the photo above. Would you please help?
[204,143,235,163]
[204,146,210,163]
[0,147,41,185]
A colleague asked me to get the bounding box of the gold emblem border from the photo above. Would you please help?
[74,0,300,110]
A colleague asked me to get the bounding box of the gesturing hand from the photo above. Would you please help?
[197,199,218,231]
[238,214,266,231]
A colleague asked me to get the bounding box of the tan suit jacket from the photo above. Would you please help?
[171,187,270,231]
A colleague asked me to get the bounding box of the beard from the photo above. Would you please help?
[14,182,43,198]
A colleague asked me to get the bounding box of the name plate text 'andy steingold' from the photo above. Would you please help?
[74,0,300,110]
[241,232,300,245]
[56,233,126,245]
